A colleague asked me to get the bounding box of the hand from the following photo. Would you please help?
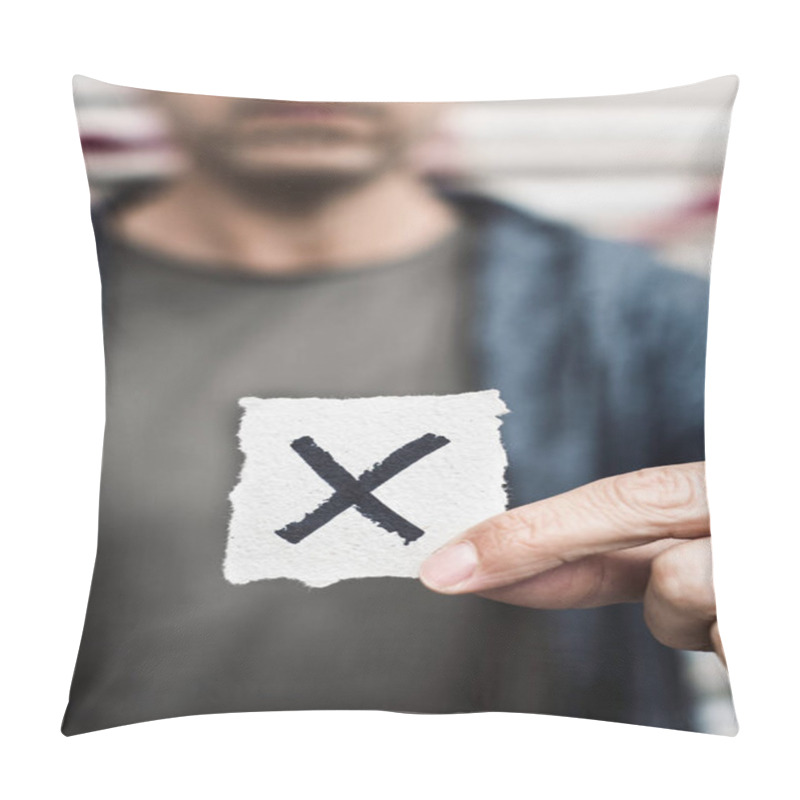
[419,461,726,665]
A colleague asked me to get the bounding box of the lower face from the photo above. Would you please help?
[170,99,437,183]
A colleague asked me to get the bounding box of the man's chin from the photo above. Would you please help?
[216,164,386,208]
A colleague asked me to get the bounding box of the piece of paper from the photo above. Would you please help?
[223,389,509,588]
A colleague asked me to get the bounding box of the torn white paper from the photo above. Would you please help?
[223,389,509,588]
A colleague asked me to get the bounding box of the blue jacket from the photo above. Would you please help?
[436,183,709,730]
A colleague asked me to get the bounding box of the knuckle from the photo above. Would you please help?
[607,465,706,530]
[476,506,529,543]
[643,603,714,652]
[643,608,689,651]
[470,507,529,560]
[494,504,537,535]
[474,503,562,568]
[642,604,676,649]
[650,545,714,617]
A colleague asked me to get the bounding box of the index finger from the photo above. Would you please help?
[419,462,709,594]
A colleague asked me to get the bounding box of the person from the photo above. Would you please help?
[62,92,731,736]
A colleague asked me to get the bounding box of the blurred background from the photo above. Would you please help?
[71,74,738,734]
[73,74,737,276]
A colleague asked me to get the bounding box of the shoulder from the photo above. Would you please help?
[575,230,710,350]
[441,185,710,347]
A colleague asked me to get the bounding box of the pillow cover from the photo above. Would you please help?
[63,74,739,736]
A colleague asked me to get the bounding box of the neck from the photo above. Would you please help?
[108,169,462,275]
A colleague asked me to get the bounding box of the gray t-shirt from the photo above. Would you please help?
[64,195,555,734]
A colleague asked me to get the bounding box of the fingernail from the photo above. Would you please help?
[419,541,478,591]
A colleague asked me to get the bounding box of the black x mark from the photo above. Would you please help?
[275,433,450,545]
